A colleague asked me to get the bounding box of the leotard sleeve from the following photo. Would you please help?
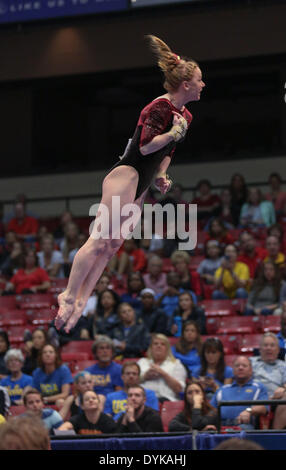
[139,100,173,147]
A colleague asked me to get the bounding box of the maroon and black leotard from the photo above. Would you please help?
[109,98,193,199]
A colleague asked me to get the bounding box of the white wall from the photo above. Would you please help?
[1,155,286,218]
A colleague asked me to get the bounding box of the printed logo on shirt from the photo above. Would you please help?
[246,389,254,393]
[40,384,59,395]
[91,374,111,386]
[112,399,127,414]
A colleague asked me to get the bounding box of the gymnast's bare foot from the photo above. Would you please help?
[55,291,76,330]
[63,298,86,333]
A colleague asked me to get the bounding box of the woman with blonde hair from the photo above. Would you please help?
[55,35,205,333]
[137,333,187,402]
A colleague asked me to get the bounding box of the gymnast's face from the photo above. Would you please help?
[184,67,205,101]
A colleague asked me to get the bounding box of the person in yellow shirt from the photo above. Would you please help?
[264,235,286,269]
[213,244,250,299]
[0,414,6,425]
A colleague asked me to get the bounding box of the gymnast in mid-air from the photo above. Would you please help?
[55,34,205,332]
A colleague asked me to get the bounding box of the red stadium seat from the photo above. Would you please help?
[30,309,55,326]
[17,293,57,310]
[189,256,204,271]
[0,310,27,327]
[206,318,219,335]
[73,360,96,373]
[5,325,33,344]
[216,316,261,335]
[199,300,238,317]
[201,284,215,300]
[195,231,207,255]
[8,405,26,418]
[224,355,238,367]
[261,316,281,333]
[160,400,184,432]
[162,258,173,273]
[168,337,180,347]
[238,334,262,354]
[0,296,18,310]
[61,341,94,360]
[50,279,68,294]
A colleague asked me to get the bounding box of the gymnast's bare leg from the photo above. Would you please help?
[61,188,147,332]
[55,165,144,331]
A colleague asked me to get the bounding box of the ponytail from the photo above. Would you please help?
[146,35,198,92]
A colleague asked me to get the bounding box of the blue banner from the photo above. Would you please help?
[0,0,128,24]
[131,0,202,7]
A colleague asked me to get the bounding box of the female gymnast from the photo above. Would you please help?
[55,35,205,333]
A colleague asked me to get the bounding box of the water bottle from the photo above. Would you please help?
[173,316,182,337]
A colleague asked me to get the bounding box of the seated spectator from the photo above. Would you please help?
[211,356,268,429]
[169,379,218,432]
[0,385,10,417]
[0,415,50,450]
[267,223,286,253]
[191,179,221,228]
[58,390,117,435]
[277,308,286,359]
[22,328,49,376]
[218,188,235,227]
[37,234,65,280]
[109,239,147,277]
[136,288,169,335]
[4,248,51,295]
[240,187,276,228]
[0,231,20,275]
[213,244,249,299]
[170,250,202,298]
[22,388,63,434]
[60,221,80,276]
[237,231,268,280]
[110,303,151,358]
[84,336,123,396]
[250,333,286,429]
[32,344,73,407]
[117,385,163,433]
[0,238,25,278]
[142,255,168,296]
[229,173,248,227]
[104,361,159,420]
[138,334,187,402]
[169,291,206,335]
[0,201,5,240]
[0,349,33,405]
[6,202,39,241]
[0,331,10,379]
[194,338,233,400]
[205,218,234,250]
[88,289,121,339]
[244,261,282,316]
[156,271,197,318]
[197,240,223,285]
[81,273,112,319]
[264,235,286,271]
[171,321,202,377]
[53,210,74,243]
[264,172,286,216]
[120,272,145,311]
[59,371,100,421]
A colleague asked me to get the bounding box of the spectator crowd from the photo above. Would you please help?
[1,173,286,439]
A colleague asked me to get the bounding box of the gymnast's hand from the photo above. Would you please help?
[154,174,172,194]
[169,112,188,142]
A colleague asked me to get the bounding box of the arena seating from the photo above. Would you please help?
[160,400,184,432]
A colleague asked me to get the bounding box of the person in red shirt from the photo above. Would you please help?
[4,249,51,295]
[205,218,234,250]
[192,180,221,228]
[7,203,39,241]
[237,231,268,279]
[109,239,147,277]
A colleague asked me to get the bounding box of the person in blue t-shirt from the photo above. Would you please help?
[193,337,233,400]
[277,308,286,360]
[211,355,268,429]
[104,361,159,420]
[171,321,202,378]
[84,336,123,396]
[32,344,73,407]
[155,272,197,318]
[0,349,33,405]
